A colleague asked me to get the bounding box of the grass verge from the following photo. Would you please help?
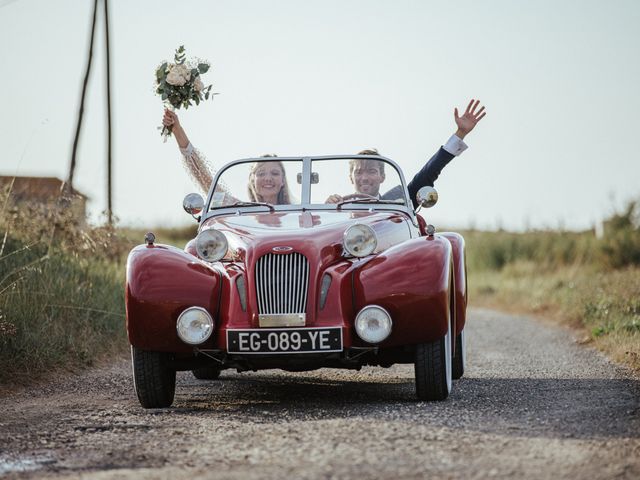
[0,239,126,384]
[463,220,640,373]
[0,193,135,385]
[0,197,197,386]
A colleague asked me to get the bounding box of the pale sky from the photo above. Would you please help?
[1,0,639,230]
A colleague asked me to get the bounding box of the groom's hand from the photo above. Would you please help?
[454,99,486,140]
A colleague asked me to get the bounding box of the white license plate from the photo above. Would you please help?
[227,327,343,354]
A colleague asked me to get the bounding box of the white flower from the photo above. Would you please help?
[166,69,186,86]
[165,63,191,86]
[194,77,204,92]
[175,64,191,81]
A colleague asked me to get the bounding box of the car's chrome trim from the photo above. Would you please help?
[255,252,309,320]
[201,155,417,225]
[200,204,414,224]
[258,313,306,327]
[301,156,312,204]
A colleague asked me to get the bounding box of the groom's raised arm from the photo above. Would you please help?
[406,99,486,207]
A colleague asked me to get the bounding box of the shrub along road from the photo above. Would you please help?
[1,308,639,479]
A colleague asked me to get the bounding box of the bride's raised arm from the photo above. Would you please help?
[162,109,215,194]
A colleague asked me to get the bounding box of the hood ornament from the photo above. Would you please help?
[272,246,293,252]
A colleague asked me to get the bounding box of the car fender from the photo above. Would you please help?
[439,232,467,336]
[125,244,223,352]
[184,238,198,257]
[352,235,453,347]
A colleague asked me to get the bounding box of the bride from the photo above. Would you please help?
[162,109,293,205]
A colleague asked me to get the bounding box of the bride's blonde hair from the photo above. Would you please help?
[247,155,292,205]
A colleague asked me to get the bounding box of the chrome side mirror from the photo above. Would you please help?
[183,193,204,219]
[416,186,438,209]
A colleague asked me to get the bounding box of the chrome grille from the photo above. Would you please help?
[255,252,309,314]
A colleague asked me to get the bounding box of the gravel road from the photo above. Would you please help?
[1,308,639,479]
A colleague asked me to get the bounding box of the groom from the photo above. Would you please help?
[326,99,486,208]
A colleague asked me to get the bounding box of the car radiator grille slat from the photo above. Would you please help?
[255,252,309,314]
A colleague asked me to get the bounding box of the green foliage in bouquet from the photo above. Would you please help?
[155,46,215,136]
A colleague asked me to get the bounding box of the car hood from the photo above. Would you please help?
[201,210,413,264]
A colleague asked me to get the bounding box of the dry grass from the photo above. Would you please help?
[467,252,640,373]
[0,187,135,384]
[461,201,639,373]
[0,181,199,385]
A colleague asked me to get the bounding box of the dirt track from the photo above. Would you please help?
[1,308,639,479]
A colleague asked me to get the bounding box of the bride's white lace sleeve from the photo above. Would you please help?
[179,143,215,194]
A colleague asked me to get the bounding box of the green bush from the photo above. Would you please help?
[465,199,640,272]
[0,189,132,383]
[465,230,596,271]
[0,239,125,382]
[598,201,640,268]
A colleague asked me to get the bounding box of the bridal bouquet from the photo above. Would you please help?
[155,45,215,140]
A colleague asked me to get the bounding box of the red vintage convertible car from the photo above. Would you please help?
[126,155,467,408]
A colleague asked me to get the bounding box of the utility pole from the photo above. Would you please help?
[67,0,116,225]
[104,0,113,225]
[68,0,99,193]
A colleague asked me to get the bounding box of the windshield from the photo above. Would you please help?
[208,157,408,210]
[209,160,303,209]
[310,158,407,206]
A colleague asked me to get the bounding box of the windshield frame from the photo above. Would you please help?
[201,155,416,223]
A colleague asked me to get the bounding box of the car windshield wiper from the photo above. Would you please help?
[336,197,405,209]
[211,201,275,212]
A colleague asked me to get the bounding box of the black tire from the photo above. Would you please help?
[131,346,176,408]
[452,329,466,380]
[192,367,221,380]
[414,316,452,401]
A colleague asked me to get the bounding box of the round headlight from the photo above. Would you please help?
[195,229,228,262]
[343,224,377,257]
[176,307,214,345]
[355,305,392,343]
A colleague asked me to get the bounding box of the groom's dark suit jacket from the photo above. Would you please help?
[381,147,455,208]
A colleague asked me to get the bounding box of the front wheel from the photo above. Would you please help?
[414,319,452,401]
[131,346,176,408]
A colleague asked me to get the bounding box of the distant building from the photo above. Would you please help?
[0,176,89,223]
